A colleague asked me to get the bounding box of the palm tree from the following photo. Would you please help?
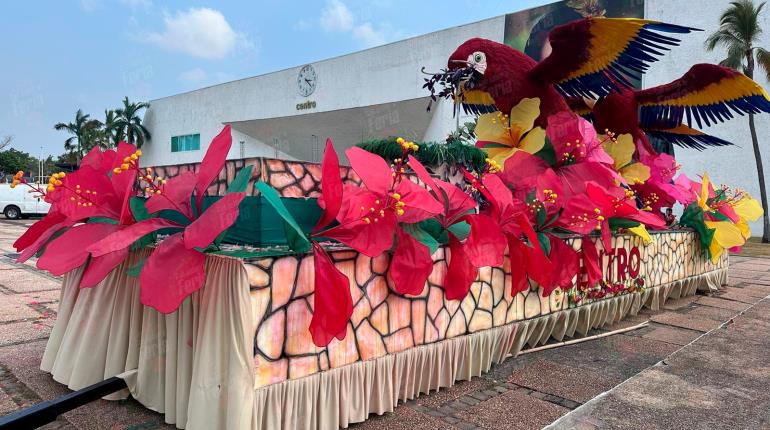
[114,97,151,148]
[103,109,125,148]
[706,0,770,243]
[54,109,102,162]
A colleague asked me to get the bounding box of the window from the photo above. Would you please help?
[171,134,200,152]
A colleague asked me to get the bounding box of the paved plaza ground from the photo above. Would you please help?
[0,219,769,429]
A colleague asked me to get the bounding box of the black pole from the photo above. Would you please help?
[0,376,127,429]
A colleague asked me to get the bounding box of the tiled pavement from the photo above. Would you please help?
[0,218,768,429]
[351,253,770,430]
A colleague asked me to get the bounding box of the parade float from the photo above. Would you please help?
[10,16,769,430]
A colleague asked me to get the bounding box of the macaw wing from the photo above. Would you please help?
[565,96,595,121]
[530,18,699,98]
[638,63,770,129]
[645,124,735,151]
[456,89,498,115]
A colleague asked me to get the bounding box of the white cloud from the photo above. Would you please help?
[142,8,249,59]
[315,0,389,48]
[320,0,354,32]
[79,0,98,12]
[352,22,387,47]
[120,0,152,11]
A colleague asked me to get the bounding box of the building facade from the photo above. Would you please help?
[141,0,770,235]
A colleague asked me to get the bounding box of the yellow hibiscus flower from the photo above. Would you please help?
[696,173,764,262]
[602,134,650,185]
[475,98,546,169]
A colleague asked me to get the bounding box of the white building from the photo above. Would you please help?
[141,0,770,235]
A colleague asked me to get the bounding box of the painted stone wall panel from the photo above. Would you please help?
[247,231,727,389]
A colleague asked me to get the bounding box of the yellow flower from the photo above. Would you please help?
[705,220,744,263]
[732,194,763,241]
[602,134,650,184]
[628,224,652,245]
[697,172,712,211]
[475,98,546,169]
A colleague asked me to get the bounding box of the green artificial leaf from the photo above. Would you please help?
[255,181,311,253]
[126,257,147,277]
[87,217,119,224]
[537,232,551,257]
[418,218,444,239]
[403,223,440,254]
[447,221,470,241]
[679,203,715,259]
[128,196,155,250]
[709,211,730,222]
[130,197,151,221]
[534,138,556,166]
[542,208,562,230]
[226,165,254,194]
[536,208,547,228]
[608,218,641,230]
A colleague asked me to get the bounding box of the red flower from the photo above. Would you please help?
[410,158,506,299]
[321,147,442,257]
[479,174,560,296]
[501,150,617,201]
[19,143,141,288]
[559,182,664,250]
[307,139,354,346]
[88,126,246,313]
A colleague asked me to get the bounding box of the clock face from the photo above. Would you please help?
[297,64,317,97]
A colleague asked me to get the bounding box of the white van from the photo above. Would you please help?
[0,182,51,219]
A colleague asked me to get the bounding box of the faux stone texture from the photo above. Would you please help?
[245,230,726,390]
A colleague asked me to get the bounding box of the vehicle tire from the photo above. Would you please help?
[4,205,21,220]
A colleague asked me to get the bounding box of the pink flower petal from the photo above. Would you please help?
[139,233,206,314]
[309,242,353,346]
[183,192,245,249]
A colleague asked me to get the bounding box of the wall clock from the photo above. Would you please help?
[297,64,317,97]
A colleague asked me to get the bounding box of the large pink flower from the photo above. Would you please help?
[546,111,614,166]
[559,182,665,250]
[410,159,506,300]
[18,143,141,288]
[88,126,246,313]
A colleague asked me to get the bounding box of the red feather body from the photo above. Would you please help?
[448,38,570,126]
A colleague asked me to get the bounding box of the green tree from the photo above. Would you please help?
[706,0,770,242]
[103,109,125,148]
[114,97,151,148]
[54,109,102,162]
[0,148,39,178]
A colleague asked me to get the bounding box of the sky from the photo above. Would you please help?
[0,0,552,158]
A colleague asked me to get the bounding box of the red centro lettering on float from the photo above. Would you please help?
[599,246,641,282]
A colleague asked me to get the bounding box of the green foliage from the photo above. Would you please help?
[0,148,38,177]
[226,165,254,194]
[127,257,146,277]
[255,181,311,253]
[608,218,641,230]
[402,223,440,254]
[446,121,477,145]
[679,203,716,259]
[54,97,151,161]
[357,137,488,173]
[705,0,770,80]
[114,97,151,148]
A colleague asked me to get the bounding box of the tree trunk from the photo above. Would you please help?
[745,53,770,242]
[748,113,770,242]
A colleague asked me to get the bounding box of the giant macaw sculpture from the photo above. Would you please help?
[426,18,699,127]
[571,63,770,155]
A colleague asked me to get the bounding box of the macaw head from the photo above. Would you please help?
[448,38,535,85]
